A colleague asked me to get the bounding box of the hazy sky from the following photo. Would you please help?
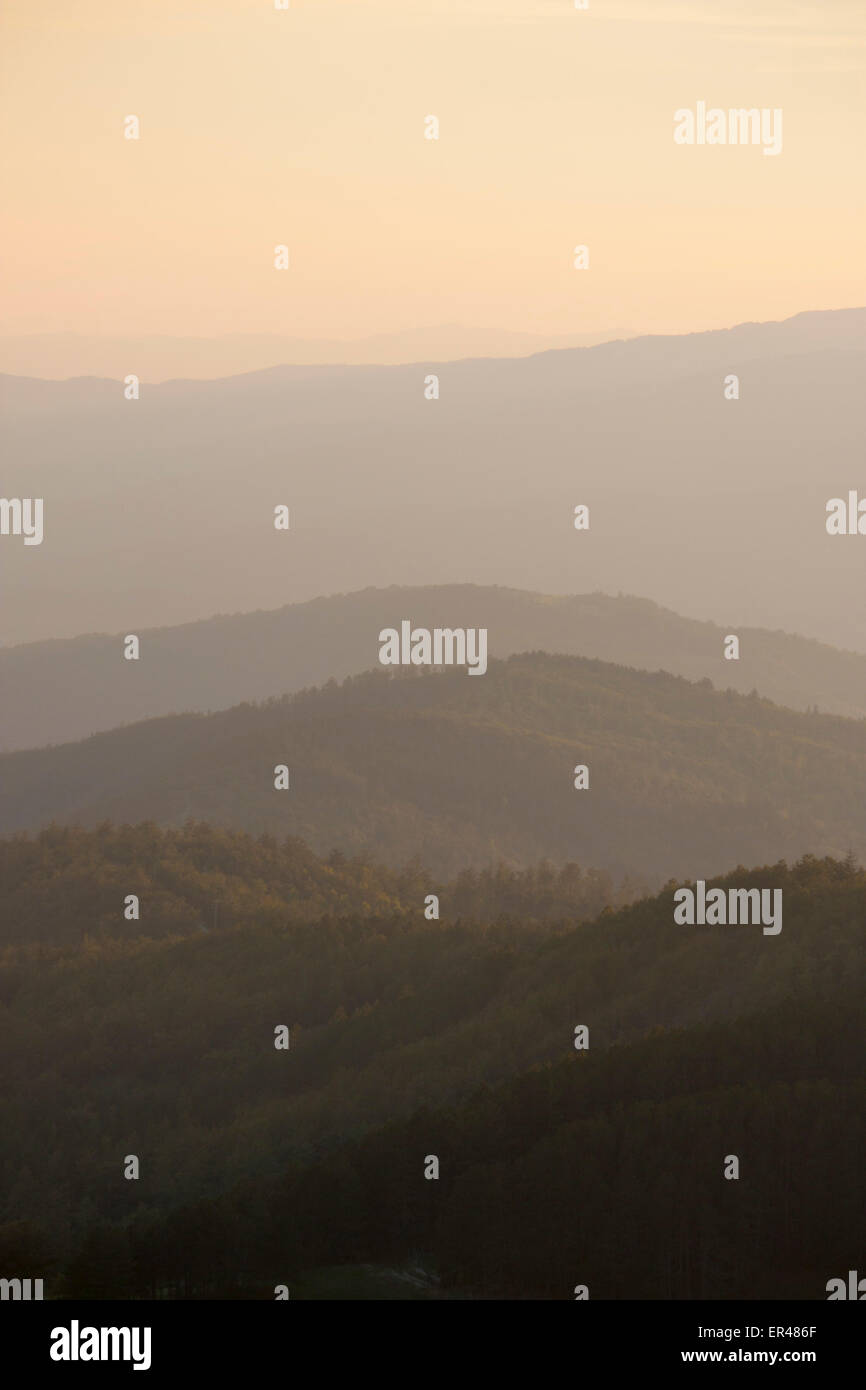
[2,0,865,348]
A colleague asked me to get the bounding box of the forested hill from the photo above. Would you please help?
[0,821,629,949]
[2,654,865,881]
[4,585,866,754]
[1,853,864,1298]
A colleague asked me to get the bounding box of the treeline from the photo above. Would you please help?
[1,852,864,1297]
[0,820,633,948]
[2,654,866,878]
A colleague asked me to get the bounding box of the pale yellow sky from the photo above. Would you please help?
[1,0,865,348]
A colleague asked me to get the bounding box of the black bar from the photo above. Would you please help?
[3,1299,860,1376]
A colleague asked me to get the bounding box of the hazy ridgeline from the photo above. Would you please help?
[1,653,865,883]
[3,307,866,650]
[5,584,866,754]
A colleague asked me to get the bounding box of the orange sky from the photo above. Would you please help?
[2,0,865,350]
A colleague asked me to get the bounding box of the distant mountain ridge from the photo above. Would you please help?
[4,306,863,390]
[0,323,623,381]
[3,306,865,649]
[3,585,866,754]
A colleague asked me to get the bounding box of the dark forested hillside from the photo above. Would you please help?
[2,654,866,880]
[1,852,863,1299]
